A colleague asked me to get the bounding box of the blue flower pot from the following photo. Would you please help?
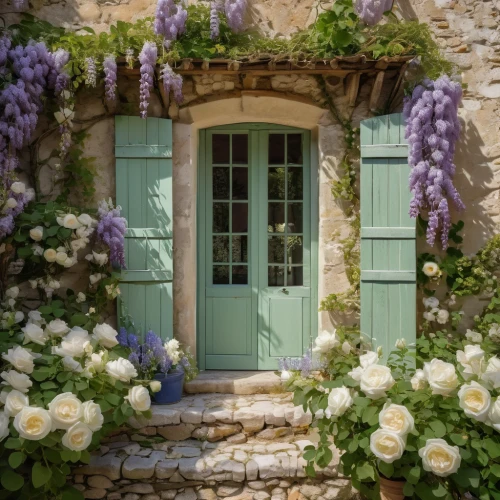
[153,369,185,404]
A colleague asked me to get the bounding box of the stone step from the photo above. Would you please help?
[123,393,312,444]
[74,436,355,500]
[184,371,282,395]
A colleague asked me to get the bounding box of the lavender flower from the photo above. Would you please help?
[154,0,188,48]
[224,0,247,32]
[103,55,117,101]
[160,63,184,104]
[84,57,97,87]
[138,42,157,119]
[354,0,393,25]
[128,333,139,350]
[404,75,464,248]
[96,199,127,268]
[117,327,129,346]
[210,1,221,39]
[128,351,140,370]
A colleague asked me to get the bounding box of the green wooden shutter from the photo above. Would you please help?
[115,116,173,340]
[360,113,416,358]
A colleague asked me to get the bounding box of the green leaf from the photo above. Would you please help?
[1,470,24,491]
[40,381,58,390]
[356,462,375,481]
[32,462,52,488]
[453,467,481,489]
[429,420,447,438]
[53,308,66,318]
[46,225,60,236]
[361,406,378,424]
[450,433,468,446]
[70,313,88,327]
[62,487,85,500]
[403,482,414,497]
[17,246,33,258]
[105,393,122,406]
[8,452,25,469]
[38,305,53,314]
[407,465,421,485]
[4,437,22,449]
[378,461,394,478]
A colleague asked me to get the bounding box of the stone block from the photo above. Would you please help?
[233,408,265,432]
[256,427,292,440]
[178,457,209,480]
[197,488,217,500]
[226,433,247,444]
[83,489,107,499]
[207,424,241,442]
[87,475,114,489]
[216,485,241,497]
[156,459,179,479]
[181,407,204,424]
[171,446,202,458]
[122,455,163,479]
[203,407,233,424]
[78,455,123,480]
[158,424,196,441]
[176,489,197,500]
[246,460,259,481]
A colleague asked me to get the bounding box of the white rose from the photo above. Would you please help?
[370,429,406,463]
[360,351,380,368]
[465,330,483,343]
[2,346,39,374]
[48,392,84,430]
[458,381,491,422]
[92,251,109,266]
[45,318,70,337]
[422,262,440,277]
[14,311,24,324]
[419,439,461,477]
[61,214,82,229]
[423,296,439,309]
[423,359,458,396]
[70,239,87,252]
[1,389,29,417]
[48,280,60,289]
[106,358,138,383]
[76,292,86,303]
[21,323,48,346]
[77,213,94,226]
[456,344,485,379]
[5,286,19,299]
[62,422,93,451]
[326,386,353,417]
[125,386,151,412]
[92,323,118,348]
[423,311,435,322]
[149,380,161,393]
[395,339,407,350]
[1,370,32,393]
[165,338,181,365]
[312,330,340,354]
[5,198,17,209]
[55,251,68,265]
[487,398,500,431]
[32,243,43,256]
[436,309,449,324]
[84,352,106,378]
[29,226,44,241]
[341,341,352,354]
[379,403,415,436]
[14,406,52,440]
[348,366,364,383]
[28,310,44,324]
[411,369,427,390]
[62,356,83,373]
[52,327,90,358]
[10,181,25,194]
[360,364,395,399]
[63,256,77,268]
[482,357,500,389]
[81,401,104,431]
[0,412,8,442]
[89,273,102,285]
[44,248,57,262]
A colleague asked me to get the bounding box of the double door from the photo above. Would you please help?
[199,124,313,370]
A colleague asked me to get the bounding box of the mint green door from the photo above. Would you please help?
[198,124,315,370]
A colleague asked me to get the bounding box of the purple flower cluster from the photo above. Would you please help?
[210,1,222,39]
[160,63,183,104]
[278,350,321,378]
[119,328,173,378]
[96,199,127,268]
[403,75,464,248]
[154,0,188,48]
[224,0,247,32]
[138,42,157,119]
[13,0,28,10]
[103,55,117,101]
[84,57,97,87]
[354,0,393,26]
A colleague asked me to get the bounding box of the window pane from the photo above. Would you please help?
[213,167,230,200]
[232,203,248,232]
[232,265,248,285]
[212,134,230,164]
[268,235,285,264]
[268,167,285,200]
[268,266,285,287]
[268,134,285,164]
[213,236,229,263]
[268,202,285,233]
[232,167,248,200]
[232,135,248,164]
[232,236,248,263]
[288,167,303,200]
[287,203,303,233]
[213,265,229,284]
[287,134,303,164]
[287,236,303,264]
[287,266,303,286]
[213,203,229,233]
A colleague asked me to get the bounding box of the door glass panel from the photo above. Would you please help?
[213,265,230,284]
[268,236,285,264]
[288,168,303,200]
[212,134,230,164]
[268,266,285,286]
[287,203,303,233]
[268,134,285,164]
[232,167,248,200]
[213,167,230,200]
[213,203,229,232]
[268,203,285,232]
[232,134,248,164]
[287,134,303,164]
[287,267,303,286]
[268,167,285,200]
[232,265,248,285]
[213,236,229,262]
[232,236,248,263]
[287,236,303,264]
[232,203,248,232]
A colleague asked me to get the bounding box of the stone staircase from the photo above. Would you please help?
[73,387,357,500]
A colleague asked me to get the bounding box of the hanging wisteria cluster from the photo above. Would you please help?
[138,42,157,119]
[210,1,222,40]
[103,55,117,101]
[404,75,464,249]
[160,63,183,104]
[154,0,188,48]
[354,0,393,26]
[224,0,247,32]
[0,35,67,238]
[96,199,127,268]
[84,57,97,87]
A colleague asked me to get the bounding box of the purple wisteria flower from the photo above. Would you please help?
[224,0,247,32]
[96,199,127,268]
[13,0,28,10]
[210,1,221,39]
[154,0,188,48]
[138,41,157,119]
[354,0,393,25]
[103,55,117,101]
[84,57,97,87]
[160,63,184,104]
[403,75,464,248]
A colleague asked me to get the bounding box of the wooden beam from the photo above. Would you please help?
[369,72,385,112]
[345,73,361,107]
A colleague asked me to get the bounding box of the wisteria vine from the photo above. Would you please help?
[160,63,183,104]
[154,0,188,49]
[103,55,117,101]
[96,199,127,268]
[224,0,247,32]
[354,0,393,26]
[138,41,157,119]
[403,75,464,249]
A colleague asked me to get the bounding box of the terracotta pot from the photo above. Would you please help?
[379,477,405,500]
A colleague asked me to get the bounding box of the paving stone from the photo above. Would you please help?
[181,407,204,424]
[216,485,241,497]
[256,427,292,440]
[122,454,163,479]
[207,424,240,442]
[171,446,202,458]
[203,408,233,424]
[285,407,312,427]
[226,433,247,444]
[246,460,259,481]
[178,458,209,480]
[253,454,284,479]
[233,408,265,432]
[158,424,196,441]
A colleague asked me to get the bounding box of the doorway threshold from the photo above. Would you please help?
[184,370,283,395]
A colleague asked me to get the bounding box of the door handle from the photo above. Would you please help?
[281,288,289,295]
